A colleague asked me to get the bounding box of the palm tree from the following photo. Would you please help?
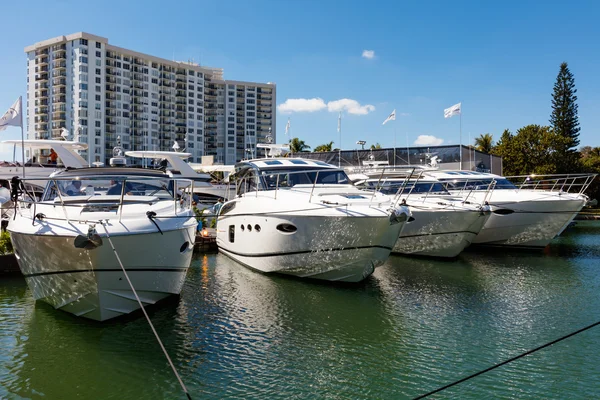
[474,133,494,153]
[370,143,382,150]
[289,137,311,153]
[313,141,334,152]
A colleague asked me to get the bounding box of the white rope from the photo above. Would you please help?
[99,222,192,400]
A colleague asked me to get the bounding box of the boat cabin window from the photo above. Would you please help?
[441,178,517,190]
[235,167,259,196]
[42,177,178,201]
[260,168,349,189]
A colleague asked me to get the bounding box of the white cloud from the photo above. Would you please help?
[327,99,376,115]
[414,135,444,146]
[362,50,375,59]
[277,98,327,113]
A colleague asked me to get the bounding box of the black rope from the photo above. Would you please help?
[146,211,163,235]
[412,319,600,399]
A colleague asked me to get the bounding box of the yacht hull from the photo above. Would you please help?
[394,208,489,257]
[217,213,405,283]
[9,226,195,321]
[472,197,586,248]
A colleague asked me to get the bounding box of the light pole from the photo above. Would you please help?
[356,140,366,150]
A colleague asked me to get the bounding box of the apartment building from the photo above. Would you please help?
[25,32,276,165]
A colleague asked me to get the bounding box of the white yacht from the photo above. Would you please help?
[8,167,197,321]
[0,139,88,183]
[216,158,411,283]
[426,170,596,248]
[126,150,233,205]
[359,176,491,257]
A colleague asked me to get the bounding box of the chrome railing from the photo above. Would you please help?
[506,173,597,195]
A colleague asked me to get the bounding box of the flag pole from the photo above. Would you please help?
[459,108,463,170]
[406,134,410,165]
[393,127,396,167]
[20,97,25,178]
[338,112,342,168]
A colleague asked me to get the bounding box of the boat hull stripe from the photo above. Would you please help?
[218,245,393,258]
[22,268,188,278]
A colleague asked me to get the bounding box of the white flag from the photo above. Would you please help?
[337,112,341,133]
[382,109,396,125]
[60,127,69,139]
[444,102,461,119]
[0,96,22,131]
[285,118,290,135]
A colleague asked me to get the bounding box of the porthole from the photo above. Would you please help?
[493,209,515,215]
[276,223,297,233]
[179,241,189,253]
[254,224,261,232]
[247,224,252,232]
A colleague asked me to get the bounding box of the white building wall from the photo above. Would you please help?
[25,32,275,165]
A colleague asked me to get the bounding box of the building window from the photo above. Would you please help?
[79,83,88,90]
[80,39,88,46]
[95,121,101,127]
[96,68,101,75]
[95,51,101,57]
[96,42,101,49]
[95,77,101,84]
[79,56,88,63]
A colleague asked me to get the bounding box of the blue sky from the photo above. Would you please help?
[1,0,599,160]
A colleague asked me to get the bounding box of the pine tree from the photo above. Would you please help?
[550,62,580,172]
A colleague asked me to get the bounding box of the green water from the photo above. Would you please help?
[1,222,600,399]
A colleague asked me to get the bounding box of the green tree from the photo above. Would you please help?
[289,137,311,153]
[474,133,494,153]
[370,143,382,150]
[493,125,567,176]
[313,141,334,152]
[580,146,600,203]
[550,62,581,172]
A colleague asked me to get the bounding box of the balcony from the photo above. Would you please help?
[35,49,49,56]
[37,57,49,66]
[54,50,66,60]
[52,78,66,87]
[35,107,49,115]
[35,123,49,131]
[35,74,48,82]
[52,112,66,121]
[52,87,66,95]
[52,61,66,70]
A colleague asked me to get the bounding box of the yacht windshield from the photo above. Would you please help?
[364,180,449,195]
[260,168,349,188]
[42,176,181,201]
[441,178,517,190]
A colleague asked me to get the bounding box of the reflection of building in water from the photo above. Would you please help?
[301,144,502,174]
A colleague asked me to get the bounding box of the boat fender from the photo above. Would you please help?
[74,224,103,250]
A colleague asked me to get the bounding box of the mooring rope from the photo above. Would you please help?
[99,222,193,400]
[412,319,600,399]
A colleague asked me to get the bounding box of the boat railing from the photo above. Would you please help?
[506,173,597,195]
[13,176,195,224]
[356,167,493,206]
